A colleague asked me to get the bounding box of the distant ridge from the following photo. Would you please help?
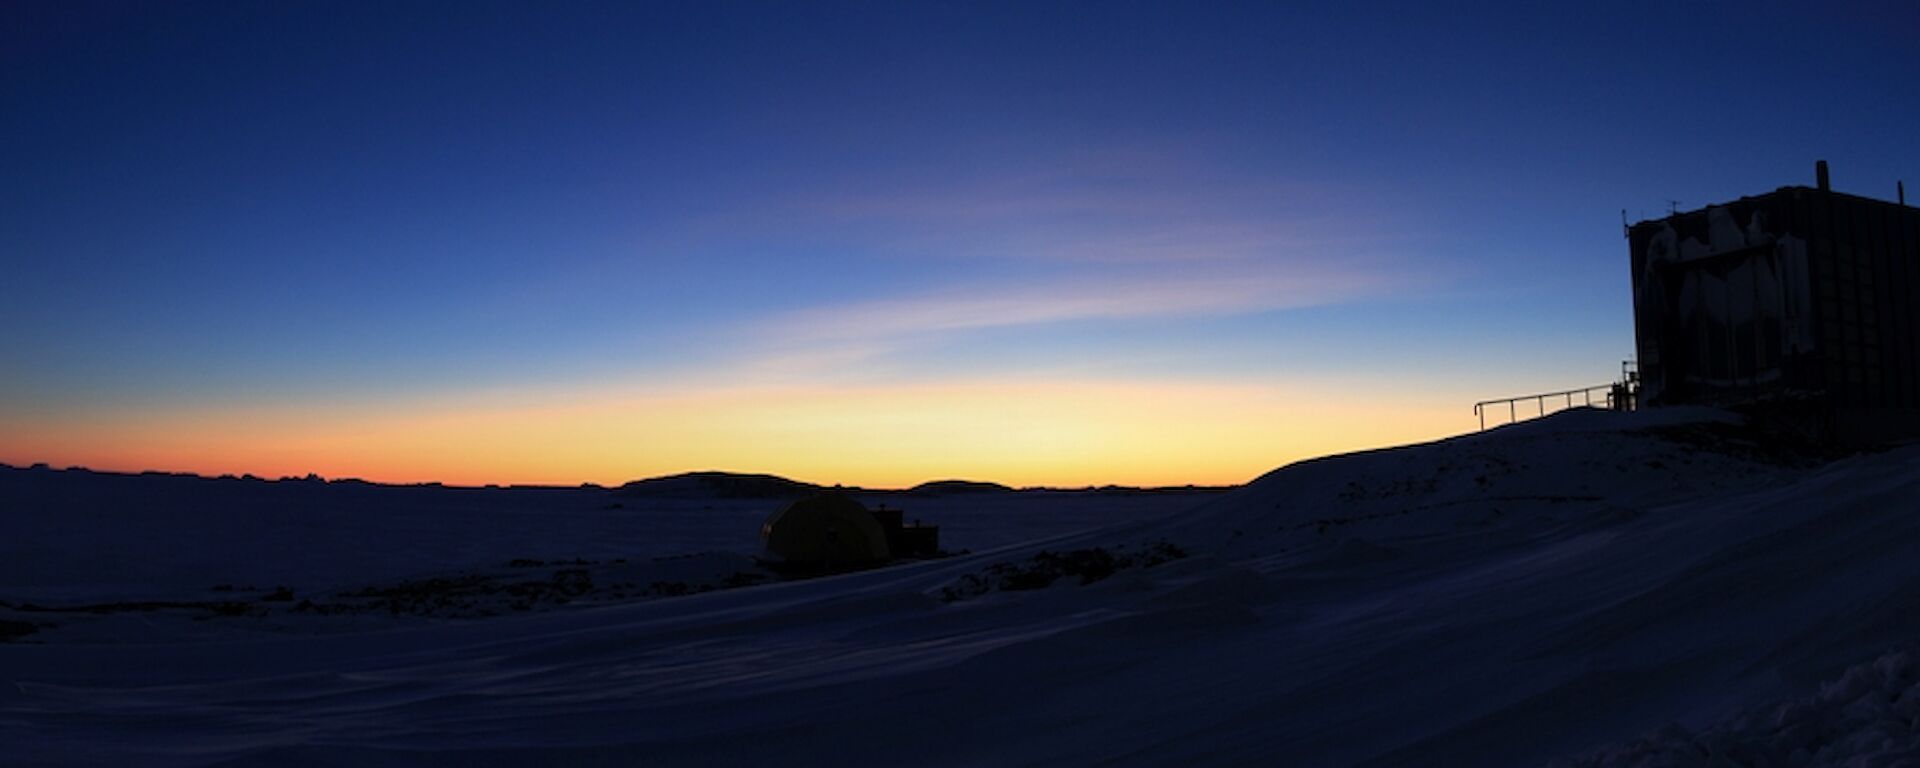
[906,479,1013,496]
[614,471,826,499]
[1,463,1237,495]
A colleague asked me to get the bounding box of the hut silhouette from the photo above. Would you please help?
[1628,161,1920,443]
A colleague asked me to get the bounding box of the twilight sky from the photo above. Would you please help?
[4,2,1917,487]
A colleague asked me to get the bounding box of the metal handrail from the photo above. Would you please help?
[1473,384,1618,430]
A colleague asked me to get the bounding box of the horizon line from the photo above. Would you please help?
[0,460,1242,494]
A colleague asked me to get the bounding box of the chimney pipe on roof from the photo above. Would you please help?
[1816,160,1830,191]
[1900,181,1907,206]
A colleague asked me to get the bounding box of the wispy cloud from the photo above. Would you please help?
[695,147,1445,380]
[787,148,1405,267]
[771,263,1410,344]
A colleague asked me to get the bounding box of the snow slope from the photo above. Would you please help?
[1556,646,1920,767]
[3,407,1918,766]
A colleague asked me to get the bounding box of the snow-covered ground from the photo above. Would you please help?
[3,407,1918,766]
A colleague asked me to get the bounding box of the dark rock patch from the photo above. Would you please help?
[939,542,1188,602]
[0,620,39,641]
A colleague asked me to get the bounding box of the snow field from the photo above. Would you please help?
[4,407,1918,766]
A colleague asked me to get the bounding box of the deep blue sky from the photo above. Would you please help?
[4,1,1917,484]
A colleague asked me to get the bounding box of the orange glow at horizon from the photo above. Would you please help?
[0,377,1475,488]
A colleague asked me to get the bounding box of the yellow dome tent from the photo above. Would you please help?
[761,494,891,570]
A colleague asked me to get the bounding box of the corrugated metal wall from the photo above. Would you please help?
[1792,188,1920,417]
[1629,186,1920,442]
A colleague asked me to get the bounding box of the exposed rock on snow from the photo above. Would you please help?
[0,620,38,642]
[937,542,1188,601]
